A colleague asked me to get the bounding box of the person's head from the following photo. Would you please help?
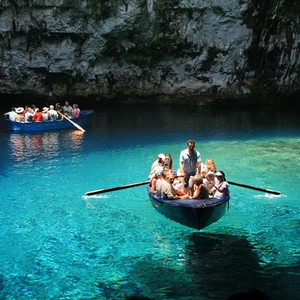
[161,171,168,179]
[206,171,215,180]
[49,105,54,110]
[65,101,70,106]
[193,175,203,186]
[187,140,195,153]
[206,158,217,172]
[27,107,33,113]
[166,173,175,184]
[219,170,226,181]
[165,153,172,160]
[11,107,16,111]
[215,171,224,182]
[155,171,162,178]
[49,91,53,96]
[157,153,165,163]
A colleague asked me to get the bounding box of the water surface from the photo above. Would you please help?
[0,104,299,299]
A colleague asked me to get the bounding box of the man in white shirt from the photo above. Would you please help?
[4,107,17,121]
[179,140,201,195]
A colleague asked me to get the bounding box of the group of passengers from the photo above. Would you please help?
[149,140,230,201]
[4,101,81,123]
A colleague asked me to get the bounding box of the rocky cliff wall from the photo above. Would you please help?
[0,0,299,105]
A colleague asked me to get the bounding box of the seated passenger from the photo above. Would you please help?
[4,107,17,121]
[151,171,162,194]
[201,158,217,177]
[211,171,230,199]
[156,171,167,196]
[71,103,81,118]
[149,154,165,177]
[163,153,173,173]
[190,175,209,199]
[62,101,73,117]
[33,108,43,122]
[161,173,190,200]
[14,107,25,122]
[173,170,185,191]
[42,107,49,121]
[55,102,63,119]
[203,170,215,197]
[48,105,58,121]
[25,107,35,122]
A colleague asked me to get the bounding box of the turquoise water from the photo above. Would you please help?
[0,105,299,299]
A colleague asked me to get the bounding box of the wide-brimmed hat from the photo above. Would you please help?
[16,107,24,114]
[206,171,215,176]
[42,107,49,113]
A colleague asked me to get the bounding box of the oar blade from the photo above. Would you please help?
[57,111,85,132]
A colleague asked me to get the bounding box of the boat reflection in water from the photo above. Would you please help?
[8,130,85,163]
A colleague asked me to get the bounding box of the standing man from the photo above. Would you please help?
[47,91,57,107]
[179,140,201,195]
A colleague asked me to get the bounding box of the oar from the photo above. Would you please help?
[57,111,85,132]
[85,181,150,196]
[228,181,281,195]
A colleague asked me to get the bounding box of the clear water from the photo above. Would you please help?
[0,104,299,300]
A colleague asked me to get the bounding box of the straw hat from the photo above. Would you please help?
[16,107,24,114]
[42,107,49,113]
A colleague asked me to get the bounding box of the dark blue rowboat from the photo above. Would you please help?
[4,110,94,132]
[147,185,230,230]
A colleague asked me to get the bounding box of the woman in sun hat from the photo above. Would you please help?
[149,153,165,177]
[42,107,49,121]
[204,170,215,196]
[14,107,25,122]
[211,171,230,199]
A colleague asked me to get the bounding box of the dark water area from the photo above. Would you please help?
[0,95,300,299]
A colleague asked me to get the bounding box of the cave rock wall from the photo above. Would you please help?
[0,0,299,104]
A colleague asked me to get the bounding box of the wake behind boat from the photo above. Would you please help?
[4,110,94,132]
[147,185,230,230]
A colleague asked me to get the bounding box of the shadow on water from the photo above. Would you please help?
[94,232,300,299]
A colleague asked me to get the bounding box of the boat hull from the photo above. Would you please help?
[148,186,230,230]
[4,110,93,132]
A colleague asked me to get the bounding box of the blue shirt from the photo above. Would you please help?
[179,148,201,175]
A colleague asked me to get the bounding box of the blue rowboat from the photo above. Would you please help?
[147,185,230,230]
[4,110,94,132]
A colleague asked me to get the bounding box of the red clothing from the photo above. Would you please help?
[33,112,43,122]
